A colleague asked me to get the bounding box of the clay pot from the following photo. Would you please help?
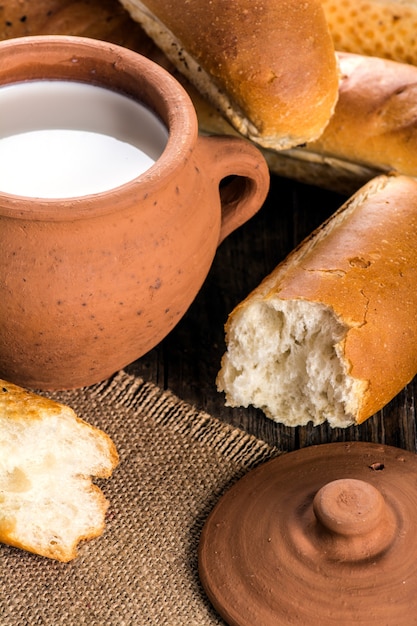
[0,35,269,390]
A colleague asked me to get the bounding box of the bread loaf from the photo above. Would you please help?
[217,174,417,428]
[189,51,417,194]
[320,0,417,66]
[224,49,417,191]
[114,4,417,193]
[117,0,340,150]
[0,0,147,50]
[0,380,118,561]
[304,53,417,181]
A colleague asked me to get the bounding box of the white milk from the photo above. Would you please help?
[0,80,169,198]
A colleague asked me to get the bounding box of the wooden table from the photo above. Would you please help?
[127,174,417,454]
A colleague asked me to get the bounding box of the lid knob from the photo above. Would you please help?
[312,478,396,561]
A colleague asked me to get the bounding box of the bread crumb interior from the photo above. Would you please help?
[217,299,361,428]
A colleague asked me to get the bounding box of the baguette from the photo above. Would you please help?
[0,0,147,51]
[320,0,417,66]
[304,52,417,182]
[0,380,119,561]
[189,51,417,194]
[217,174,417,428]
[174,66,377,196]
[117,0,340,150]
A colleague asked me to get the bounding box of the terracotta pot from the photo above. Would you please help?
[0,35,269,390]
[199,442,417,625]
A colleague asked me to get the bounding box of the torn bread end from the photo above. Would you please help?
[217,299,366,428]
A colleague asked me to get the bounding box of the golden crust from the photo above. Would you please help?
[119,0,339,149]
[0,379,119,474]
[233,174,417,423]
[306,52,417,178]
[172,50,417,193]
[0,0,165,61]
[0,378,69,421]
[0,379,119,561]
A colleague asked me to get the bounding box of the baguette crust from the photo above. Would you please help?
[118,0,339,150]
[275,174,417,423]
[306,52,417,179]
[180,70,382,195]
[217,175,417,427]
[190,51,417,193]
[0,0,147,49]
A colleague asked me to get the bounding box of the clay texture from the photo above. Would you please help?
[0,35,269,389]
[199,441,417,625]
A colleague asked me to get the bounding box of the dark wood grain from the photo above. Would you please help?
[126,174,417,453]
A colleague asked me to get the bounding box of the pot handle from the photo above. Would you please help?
[196,135,270,245]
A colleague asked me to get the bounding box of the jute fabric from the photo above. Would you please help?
[0,371,280,625]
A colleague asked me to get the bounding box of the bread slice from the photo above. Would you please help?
[0,380,118,561]
[217,174,417,428]
[118,0,339,150]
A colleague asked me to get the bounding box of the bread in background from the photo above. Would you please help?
[0,0,143,47]
[283,52,417,190]
[191,50,417,194]
[118,0,340,150]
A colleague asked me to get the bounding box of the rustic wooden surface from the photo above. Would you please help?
[127,174,417,454]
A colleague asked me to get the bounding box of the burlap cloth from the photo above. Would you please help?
[0,370,280,625]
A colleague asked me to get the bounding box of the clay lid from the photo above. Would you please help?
[198,442,417,625]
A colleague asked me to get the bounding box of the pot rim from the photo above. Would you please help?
[0,34,198,221]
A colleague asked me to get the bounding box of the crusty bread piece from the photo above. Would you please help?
[0,0,147,50]
[0,380,119,561]
[217,174,417,428]
[320,0,417,66]
[118,0,339,150]
[187,51,417,194]
[305,53,417,179]
[172,65,377,196]
[264,51,417,192]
